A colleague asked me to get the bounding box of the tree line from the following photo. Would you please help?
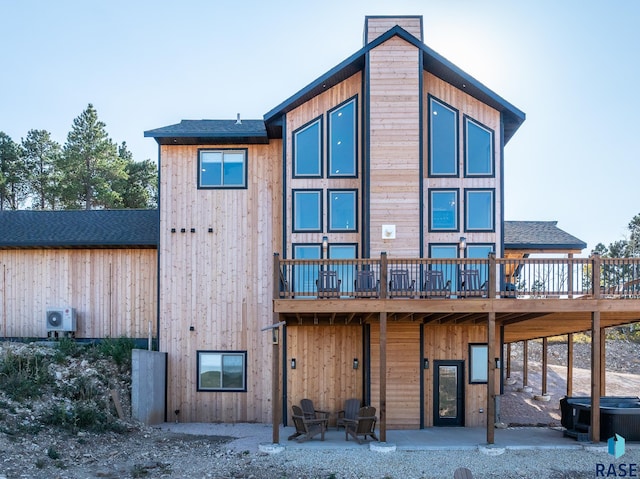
[0,104,157,211]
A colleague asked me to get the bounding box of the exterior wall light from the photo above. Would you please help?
[290,358,296,369]
[423,358,429,369]
[459,236,467,253]
[495,358,501,369]
[322,236,328,254]
[353,358,359,370]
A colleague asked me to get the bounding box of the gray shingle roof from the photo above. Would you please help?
[504,221,586,251]
[0,210,158,248]
[144,120,268,145]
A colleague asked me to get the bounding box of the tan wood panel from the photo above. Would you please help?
[285,324,363,425]
[0,249,156,339]
[370,321,421,429]
[365,17,422,44]
[159,141,282,423]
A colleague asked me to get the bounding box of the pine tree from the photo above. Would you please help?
[59,104,127,209]
[0,132,28,210]
[21,129,62,209]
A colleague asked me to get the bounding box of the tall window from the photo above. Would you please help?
[329,244,357,297]
[328,98,356,177]
[429,97,458,176]
[293,118,322,177]
[293,244,321,296]
[293,190,322,232]
[465,117,494,176]
[328,190,357,232]
[465,189,494,231]
[198,149,247,188]
[429,189,458,231]
[430,245,458,294]
[467,244,494,286]
[197,351,246,391]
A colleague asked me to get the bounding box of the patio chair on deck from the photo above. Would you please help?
[389,269,416,298]
[336,398,361,431]
[316,270,341,298]
[288,405,326,442]
[300,398,329,426]
[354,270,379,298]
[458,270,487,298]
[344,406,379,444]
[421,270,451,299]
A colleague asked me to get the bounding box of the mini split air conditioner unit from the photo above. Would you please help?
[46,307,77,332]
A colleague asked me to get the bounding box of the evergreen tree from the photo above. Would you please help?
[0,132,28,210]
[114,142,158,209]
[59,104,127,209]
[21,129,62,209]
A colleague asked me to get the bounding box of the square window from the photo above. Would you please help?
[199,150,247,188]
[293,119,322,177]
[430,190,458,231]
[293,190,322,232]
[465,117,494,176]
[429,97,458,176]
[197,351,247,391]
[328,98,357,177]
[328,190,357,231]
[465,190,494,231]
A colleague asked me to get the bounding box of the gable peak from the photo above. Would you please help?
[364,15,423,45]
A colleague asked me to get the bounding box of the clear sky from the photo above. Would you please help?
[2,0,639,254]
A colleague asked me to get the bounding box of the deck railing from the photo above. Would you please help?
[274,253,640,300]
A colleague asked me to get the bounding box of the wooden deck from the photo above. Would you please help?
[273,253,640,342]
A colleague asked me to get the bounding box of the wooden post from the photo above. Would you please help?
[600,329,606,396]
[488,252,496,298]
[506,343,511,380]
[567,253,574,299]
[487,312,496,444]
[567,333,573,397]
[522,340,529,387]
[542,337,548,396]
[379,311,387,443]
[380,252,388,298]
[271,253,281,444]
[591,311,601,443]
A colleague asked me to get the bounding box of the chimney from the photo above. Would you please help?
[235,113,242,125]
[363,16,423,46]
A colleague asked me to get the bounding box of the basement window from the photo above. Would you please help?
[197,351,247,392]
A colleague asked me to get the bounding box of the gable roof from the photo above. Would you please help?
[144,119,268,145]
[264,25,526,143]
[0,210,158,249]
[504,221,587,252]
[147,22,525,145]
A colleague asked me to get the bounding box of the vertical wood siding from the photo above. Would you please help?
[368,37,421,258]
[0,249,156,339]
[158,141,282,423]
[369,321,422,429]
[365,17,422,44]
[286,324,363,425]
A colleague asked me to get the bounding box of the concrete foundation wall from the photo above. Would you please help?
[132,349,167,425]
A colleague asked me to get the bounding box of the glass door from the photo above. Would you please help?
[433,360,464,426]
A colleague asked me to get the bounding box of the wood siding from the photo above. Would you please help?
[365,17,422,44]
[158,141,282,423]
[370,321,421,429]
[423,324,490,427]
[369,36,421,258]
[0,249,156,339]
[286,324,363,424]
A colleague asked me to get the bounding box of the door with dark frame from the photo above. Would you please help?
[433,360,465,426]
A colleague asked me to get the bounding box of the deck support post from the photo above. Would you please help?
[379,311,387,443]
[522,340,529,388]
[271,253,281,444]
[506,343,511,380]
[541,337,548,395]
[567,333,573,397]
[591,311,601,443]
[487,312,496,444]
[600,331,606,396]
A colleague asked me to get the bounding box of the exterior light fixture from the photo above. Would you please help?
[423,358,429,369]
[495,358,501,369]
[353,358,359,370]
[290,358,296,369]
[459,236,467,252]
[322,236,328,252]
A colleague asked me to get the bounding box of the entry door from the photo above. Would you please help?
[433,360,464,426]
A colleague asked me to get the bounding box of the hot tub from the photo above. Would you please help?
[560,396,640,441]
